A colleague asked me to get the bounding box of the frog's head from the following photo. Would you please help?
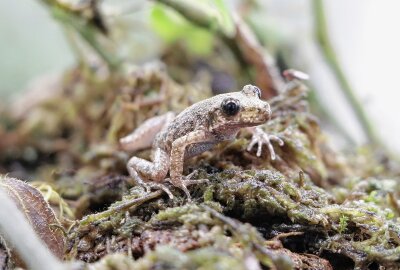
[209,85,271,131]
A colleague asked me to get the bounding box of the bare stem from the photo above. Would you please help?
[312,0,381,146]
[48,5,121,70]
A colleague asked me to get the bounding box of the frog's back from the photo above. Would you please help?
[154,96,222,151]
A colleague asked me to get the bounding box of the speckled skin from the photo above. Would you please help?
[120,85,280,198]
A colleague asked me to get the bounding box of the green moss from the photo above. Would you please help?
[4,62,400,269]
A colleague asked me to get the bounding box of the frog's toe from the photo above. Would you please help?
[167,180,191,200]
[142,183,152,193]
[266,135,285,160]
[246,136,259,152]
[247,128,284,160]
[182,179,209,185]
[184,170,208,183]
[168,176,208,201]
[269,135,284,146]
[146,182,174,199]
[185,169,199,180]
[180,184,192,201]
[183,179,209,202]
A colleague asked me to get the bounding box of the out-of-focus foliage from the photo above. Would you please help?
[150,4,214,55]
[149,0,236,55]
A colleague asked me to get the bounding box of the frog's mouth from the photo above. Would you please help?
[223,116,268,129]
[238,109,270,124]
[210,106,270,130]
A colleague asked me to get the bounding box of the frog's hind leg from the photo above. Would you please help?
[127,148,173,198]
[120,112,175,152]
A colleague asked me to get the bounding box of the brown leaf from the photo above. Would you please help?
[0,177,65,259]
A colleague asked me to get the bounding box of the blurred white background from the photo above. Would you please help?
[0,0,399,151]
[328,1,400,150]
[0,0,73,100]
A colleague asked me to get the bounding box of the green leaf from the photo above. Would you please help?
[186,28,214,55]
[150,4,185,42]
[150,4,214,55]
[213,0,235,37]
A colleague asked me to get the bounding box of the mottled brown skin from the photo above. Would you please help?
[120,85,282,199]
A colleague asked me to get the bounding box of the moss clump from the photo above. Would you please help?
[2,61,400,269]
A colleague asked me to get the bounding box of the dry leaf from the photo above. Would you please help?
[0,176,65,259]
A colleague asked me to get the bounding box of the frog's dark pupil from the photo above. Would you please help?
[222,100,240,116]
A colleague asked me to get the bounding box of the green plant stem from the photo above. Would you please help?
[80,190,163,226]
[274,46,356,145]
[313,0,380,146]
[51,6,121,70]
[62,27,85,65]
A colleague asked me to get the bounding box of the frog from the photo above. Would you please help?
[120,84,284,199]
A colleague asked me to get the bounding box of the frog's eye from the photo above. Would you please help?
[221,98,240,116]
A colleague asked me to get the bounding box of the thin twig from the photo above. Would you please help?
[80,190,163,226]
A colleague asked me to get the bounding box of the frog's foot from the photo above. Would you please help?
[145,182,174,199]
[126,170,174,199]
[247,127,284,160]
[168,173,209,201]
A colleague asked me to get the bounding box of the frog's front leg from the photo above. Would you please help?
[169,130,211,199]
[127,148,174,198]
[247,126,284,160]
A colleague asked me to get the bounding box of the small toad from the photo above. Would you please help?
[120,85,283,199]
